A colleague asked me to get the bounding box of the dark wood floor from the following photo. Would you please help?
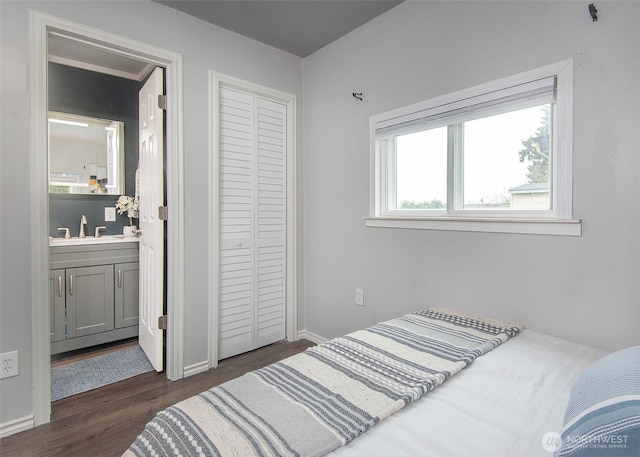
[0,339,314,457]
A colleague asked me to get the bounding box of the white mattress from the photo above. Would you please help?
[328,329,606,457]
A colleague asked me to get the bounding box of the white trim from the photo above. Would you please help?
[553,61,574,220]
[297,329,326,345]
[0,415,35,438]
[365,216,582,236]
[164,45,186,383]
[208,71,220,369]
[183,360,210,378]
[208,71,297,368]
[30,10,52,427]
[47,55,155,82]
[30,10,185,426]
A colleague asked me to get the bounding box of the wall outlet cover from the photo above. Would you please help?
[1,350,19,379]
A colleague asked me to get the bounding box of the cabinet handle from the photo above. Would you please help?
[69,274,73,296]
[118,270,122,288]
[58,276,63,297]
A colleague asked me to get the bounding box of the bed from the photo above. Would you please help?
[124,309,638,457]
[328,328,606,457]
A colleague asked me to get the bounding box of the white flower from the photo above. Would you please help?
[115,195,138,218]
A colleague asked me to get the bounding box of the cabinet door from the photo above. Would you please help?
[114,262,139,329]
[49,269,66,343]
[66,265,114,338]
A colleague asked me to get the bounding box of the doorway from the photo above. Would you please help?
[47,59,165,396]
[31,11,184,426]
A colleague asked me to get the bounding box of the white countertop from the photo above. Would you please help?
[49,235,139,247]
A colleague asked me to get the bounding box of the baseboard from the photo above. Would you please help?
[0,414,34,438]
[183,360,209,378]
[297,329,326,345]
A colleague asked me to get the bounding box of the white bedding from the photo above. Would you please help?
[328,329,606,457]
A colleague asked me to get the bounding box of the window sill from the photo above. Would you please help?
[364,216,582,236]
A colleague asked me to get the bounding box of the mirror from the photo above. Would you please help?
[48,111,124,195]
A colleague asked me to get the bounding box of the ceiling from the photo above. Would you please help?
[47,1,403,80]
[151,0,403,58]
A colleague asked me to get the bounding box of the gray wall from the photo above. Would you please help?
[48,62,141,237]
[302,2,640,351]
[0,0,303,426]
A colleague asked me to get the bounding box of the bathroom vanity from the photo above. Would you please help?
[49,237,139,354]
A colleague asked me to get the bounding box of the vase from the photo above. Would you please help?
[123,225,136,237]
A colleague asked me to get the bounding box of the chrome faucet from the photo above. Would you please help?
[79,215,87,238]
[57,227,70,239]
[95,226,106,238]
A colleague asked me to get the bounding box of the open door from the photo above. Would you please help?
[138,67,165,372]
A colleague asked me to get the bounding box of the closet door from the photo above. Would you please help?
[255,98,286,348]
[218,87,287,360]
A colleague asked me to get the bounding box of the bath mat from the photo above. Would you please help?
[51,345,154,401]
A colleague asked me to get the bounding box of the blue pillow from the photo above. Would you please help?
[555,346,640,456]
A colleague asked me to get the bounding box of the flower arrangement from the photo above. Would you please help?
[115,195,138,224]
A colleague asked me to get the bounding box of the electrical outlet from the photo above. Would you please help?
[1,351,19,379]
[356,288,364,306]
[104,207,116,222]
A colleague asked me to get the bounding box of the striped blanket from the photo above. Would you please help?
[124,308,522,457]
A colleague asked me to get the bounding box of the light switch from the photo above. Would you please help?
[104,207,116,221]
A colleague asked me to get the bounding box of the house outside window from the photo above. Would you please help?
[509,182,550,210]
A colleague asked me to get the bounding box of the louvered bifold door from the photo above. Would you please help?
[218,88,287,360]
[219,87,256,359]
[255,98,286,348]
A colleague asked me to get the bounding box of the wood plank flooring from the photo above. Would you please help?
[1,339,314,457]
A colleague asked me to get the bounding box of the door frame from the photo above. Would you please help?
[208,72,297,367]
[30,11,185,425]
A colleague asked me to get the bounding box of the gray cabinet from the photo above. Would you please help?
[50,242,139,354]
[115,262,139,329]
[49,269,66,343]
[67,265,115,338]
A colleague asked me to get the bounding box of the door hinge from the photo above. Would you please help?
[158,206,168,220]
[157,94,167,110]
[158,315,168,330]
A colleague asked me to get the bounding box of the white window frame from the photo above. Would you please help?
[367,60,581,236]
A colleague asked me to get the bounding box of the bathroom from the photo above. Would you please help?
[47,48,155,399]
[48,60,140,238]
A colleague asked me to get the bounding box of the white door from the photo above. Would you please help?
[138,67,165,372]
[218,87,287,359]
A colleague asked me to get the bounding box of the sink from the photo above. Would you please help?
[49,235,137,246]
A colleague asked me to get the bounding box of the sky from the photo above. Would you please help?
[395,104,548,208]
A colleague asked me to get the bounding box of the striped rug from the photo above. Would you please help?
[124,308,522,457]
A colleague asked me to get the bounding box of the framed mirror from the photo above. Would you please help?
[48,111,125,195]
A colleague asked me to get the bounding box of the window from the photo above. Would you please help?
[368,60,581,236]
